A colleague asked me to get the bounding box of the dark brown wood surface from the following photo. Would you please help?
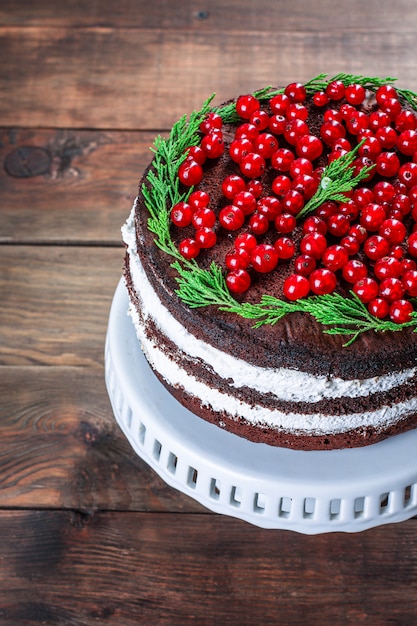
[1,2,417,624]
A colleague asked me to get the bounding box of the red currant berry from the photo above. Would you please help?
[192,207,216,229]
[327,213,350,237]
[313,91,329,106]
[275,212,296,234]
[239,152,266,178]
[398,162,417,188]
[282,189,304,215]
[380,97,402,120]
[407,231,417,257]
[247,179,263,198]
[348,223,368,244]
[283,274,310,300]
[268,114,287,135]
[292,174,318,199]
[199,112,223,134]
[219,205,245,231]
[379,277,404,302]
[179,237,200,259]
[353,187,374,208]
[302,215,327,235]
[201,132,224,158]
[188,190,210,210]
[368,297,390,319]
[296,134,323,160]
[402,270,417,296]
[233,190,257,215]
[353,277,379,303]
[229,137,254,163]
[251,244,279,273]
[270,93,290,115]
[222,174,246,199]
[274,236,295,259]
[340,235,360,256]
[226,269,251,294]
[286,102,308,121]
[389,299,414,323]
[249,212,269,235]
[376,84,398,106]
[360,203,387,231]
[392,193,411,216]
[294,254,316,276]
[375,151,400,177]
[346,110,369,135]
[397,130,417,156]
[250,109,269,130]
[284,119,309,145]
[316,201,338,220]
[364,235,390,260]
[289,157,313,178]
[374,256,403,280]
[320,120,346,146]
[271,148,295,171]
[345,83,366,105]
[310,268,337,295]
[326,80,345,100]
[375,125,398,149]
[358,136,382,160]
[225,248,250,270]
[186,145,206,165]
[272,174,292,197]
[401,258,417,273]
[170,202,193,227]
[235,123,259,142]
[373,181,395,203]
[338,200,360,222]
[369,110,391,132]
[254,133,278,159]
[342,259,368,284]
[235,232,257,252]
[395,109,417,132]
[300,232,327,259]
[378,218,406,244]
[284,82,306,103]
[257,196,282,220]
[322,244,349,271]
[236,94,260,119]
[195,227,217,249]
[178,159,203,186]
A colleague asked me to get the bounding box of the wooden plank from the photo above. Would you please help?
[1,27,417,129]
[0,245,123,366]
[0,510,416,625]
[0,128,153,244]
[1,0,417,32]
[0,366,204,512]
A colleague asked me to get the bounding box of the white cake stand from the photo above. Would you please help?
[105,279,417,534]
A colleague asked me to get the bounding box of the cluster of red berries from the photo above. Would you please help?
[172,79,417,324]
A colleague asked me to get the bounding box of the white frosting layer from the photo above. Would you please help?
[122,205,417,434]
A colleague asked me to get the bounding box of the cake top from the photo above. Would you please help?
[140,73,417,346]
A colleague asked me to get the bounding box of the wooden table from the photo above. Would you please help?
[1,1,417,623]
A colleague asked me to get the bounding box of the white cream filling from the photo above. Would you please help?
[128,297,417,435]
[122,205,417,407]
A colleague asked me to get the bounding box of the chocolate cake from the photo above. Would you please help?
[122,73,417,450]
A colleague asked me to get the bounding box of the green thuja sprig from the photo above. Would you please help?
[296,140,375,219]
[141,75,417,344]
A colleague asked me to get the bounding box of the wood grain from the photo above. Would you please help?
[0,245,123,366]
[1,0,417,31]
[0,366,204,512]
[0,510,416,625]
[1,27,417,129]
[0,128,153,244]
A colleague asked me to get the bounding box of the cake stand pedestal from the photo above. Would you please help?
[105,280,417,534]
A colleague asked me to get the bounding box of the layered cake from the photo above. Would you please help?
[122,73,417,450]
